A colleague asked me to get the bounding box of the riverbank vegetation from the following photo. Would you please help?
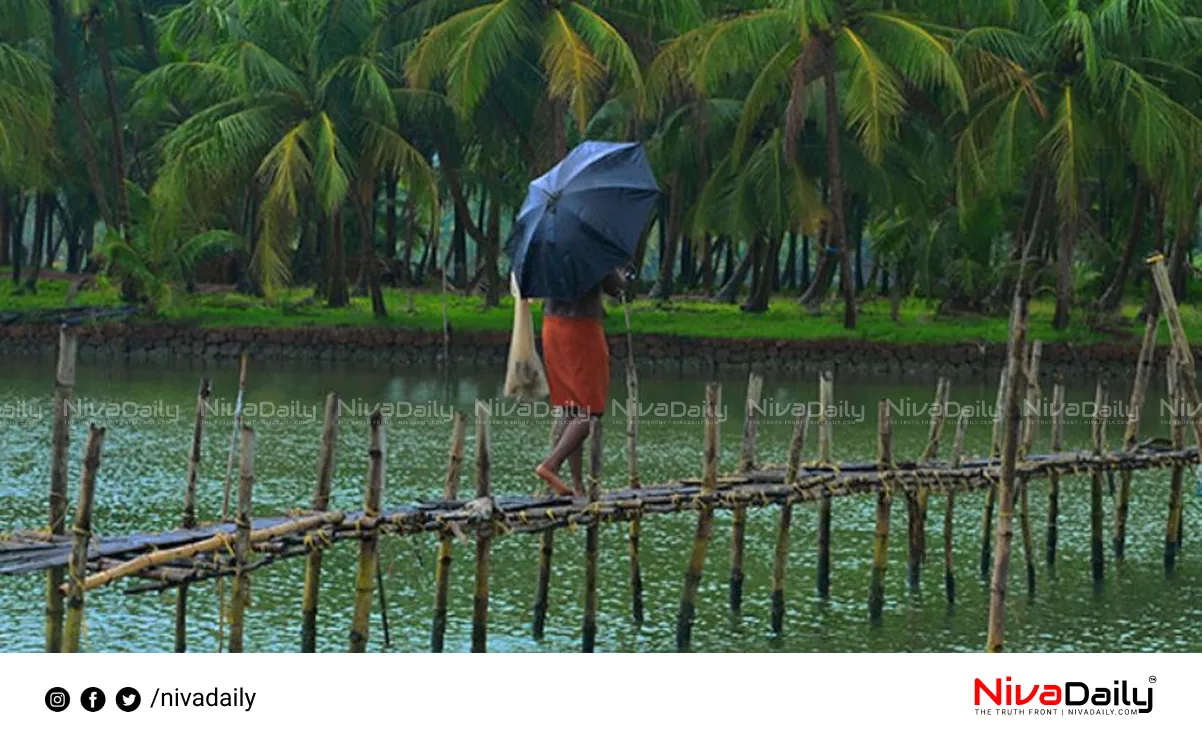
[1,0,1201,335]
[8,277,1202,347]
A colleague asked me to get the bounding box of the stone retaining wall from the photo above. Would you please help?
[0,322,1174,380]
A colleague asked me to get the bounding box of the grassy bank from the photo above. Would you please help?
[0,278,1188,347]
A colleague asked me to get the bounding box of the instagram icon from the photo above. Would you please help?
[45,687,70,712]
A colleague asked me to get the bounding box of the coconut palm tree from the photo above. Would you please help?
[652,0,969,329]
[142,0,439,312]
[955,0,1201,328]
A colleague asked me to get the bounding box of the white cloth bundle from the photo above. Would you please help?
[503,273,549,401]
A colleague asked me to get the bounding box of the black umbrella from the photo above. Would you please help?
[506,141,660,300]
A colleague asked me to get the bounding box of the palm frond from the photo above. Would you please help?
[837,27,907,164]
[542,9,605,134]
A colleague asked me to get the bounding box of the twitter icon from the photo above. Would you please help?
[116,687,141,712]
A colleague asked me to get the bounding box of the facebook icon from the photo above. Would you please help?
[80,687,105,712]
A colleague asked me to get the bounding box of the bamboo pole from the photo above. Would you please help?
[221,354,250,520]
[1114,312,1159,560]
[72,512,342,593]
[176,378,211,653]
[227,425,255,654]
[216,352,248,652]
[61,425,105,654]
[730,371,762,612]
[432,410,466,652]
[1046,374,1066,567]
[349,412,385,652]
[532,415,561,640]
[771,409,808,634]
[1089,381,1108,584]
[1148,254,1202,449]
[817,370,833,599]
[301,392,340,653]
[677,382,720,652]
[623,295,644,625]
[472,401,493,653]
[985,291,1029,653]
[868,401,892,622]
[582,417,602,652]
[46,326,76,653]
[980,363,1009,578]
[1017,341,1042,594]
[910,377,949,589]
[1166,352,1185,572]
[945,409,968,604]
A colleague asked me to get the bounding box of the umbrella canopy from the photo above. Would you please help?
[506,141,660,300]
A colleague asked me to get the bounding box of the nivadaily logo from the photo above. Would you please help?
[974,677,1154,716]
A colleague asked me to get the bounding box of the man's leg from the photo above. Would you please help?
[537,411,590,495]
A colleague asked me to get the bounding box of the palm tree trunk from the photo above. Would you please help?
[23,194,49,292]
[800,226,836,307]
[650,189,681,299]
[327,210,349,307]
[800,233,811,290]
[717,242,754,303]
[783,232,798,290]
[1099,181,1150,311]
[744,234,779,313]
[88,6,129,232]
[355,186,387,318]
[450,211,466,287]
[1053,214,1076,330]
[385,173,398,261]
[823,55,856,329]
[50,0,112,226]
[482,194,501,307]
[401,196,416,287]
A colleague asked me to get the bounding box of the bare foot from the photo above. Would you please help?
[535,464,573,496]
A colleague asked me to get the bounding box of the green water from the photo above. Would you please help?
[1,357,1200,652]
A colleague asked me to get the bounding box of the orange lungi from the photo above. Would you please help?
[541,315,610,415]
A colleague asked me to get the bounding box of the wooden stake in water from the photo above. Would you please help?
[227,425,255,654]
[301,392,340,653]
[1148,254,1202,449]
[472,402,493,653]
[61,425,105,653]
[1046,374,1066,567]
[1017,341,1042,594]
[868,401,892,622]
[771,409,808,634]
[176,378,212,653]
[1166,353,1186,573]
[432,410,466,653]
[1089,381,1109,584]
[1115,311,1159,559]
[216,353,248,652]
[730,371,762,612]
[46,326,76,653]
[582,417,603,652]
[985,290,1029,653]
[980,364,1009,578]
[532,415,562,640]
[676,383,720,652]
[349,412,385,652]
[817,370,834,599]
[910,377,949,589]
[945,409,968,604]
[624,353,644,624]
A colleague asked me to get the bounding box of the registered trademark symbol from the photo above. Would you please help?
[1149,676,1157,684]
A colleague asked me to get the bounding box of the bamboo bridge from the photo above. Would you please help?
[2,256,1197,653]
